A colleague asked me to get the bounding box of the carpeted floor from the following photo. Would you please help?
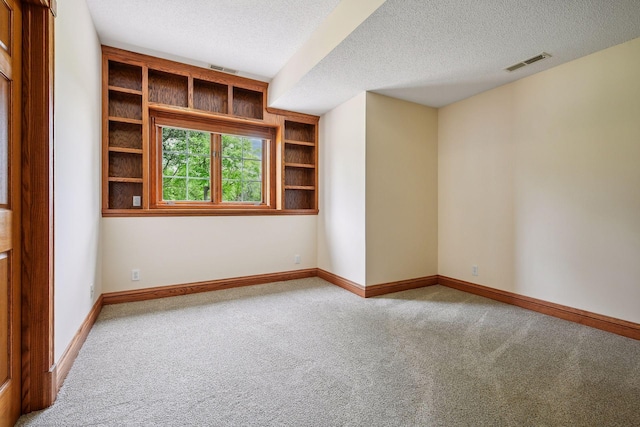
[16,278,640,426]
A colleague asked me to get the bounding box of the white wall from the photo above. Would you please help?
[365,93,438,285]
[317,93,367,285]
[102,216,317,292]
[54,0,103,361]
[439,37,640,323]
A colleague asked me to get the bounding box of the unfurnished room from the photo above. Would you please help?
[1,0,639,426]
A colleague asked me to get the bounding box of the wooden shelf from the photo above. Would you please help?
[102,47,319,214]
[108,177,143,183]
[194,79,228,114]
[283,120,317,210]
[108,116,143,125]
[233,86,263,120]
[284,139,315,147]
[148,103,268,127]
[285,163,315,169]
[108,86,142,96]
[149,69,188,107]
[285,185,315,191]
[109,147,143,154]
[108,61,142,91]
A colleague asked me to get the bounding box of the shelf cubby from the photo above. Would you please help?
[285,189,315,210]
[284,120,315,143]
[285,167,315,188]
[108,152,143,179]
[284,144,315,165]
[108,121,142,150]
[233,87,263,119]
[108,61,142,91]
[109,182,143,210]
[194,79,228,114]
[149,70,188,107]
[108,91,142,121]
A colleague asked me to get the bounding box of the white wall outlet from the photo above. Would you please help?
[131,269,141,281]
[132,196,141,207]
[472,265,479,276]
[294,254,301,264]
[90,283,94,299]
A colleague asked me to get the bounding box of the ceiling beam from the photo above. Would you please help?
[268,0,386,109]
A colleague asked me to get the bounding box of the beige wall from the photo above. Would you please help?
[54,0,103,361]
[365,93,438,285]
[317,93,367,285]
[439,37,640,323]
[102,216,317,292]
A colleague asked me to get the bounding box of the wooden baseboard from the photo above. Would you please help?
[317,269,365,297]
[365,275,439,297]
[317,269,438,298]
[438,276,640,340]
[53,295,104,393]
[102,269,318,305]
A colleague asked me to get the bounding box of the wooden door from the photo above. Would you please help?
[0,0,21,425]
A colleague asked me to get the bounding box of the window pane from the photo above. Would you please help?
[221,134,264,203]
[222,180,241,202]
[163,177,187,201]
[187,179,211,201]
[188,131,210,155]
[188,155,210,178]
[242,160,261,181]
[242,182,262,202]
[163,152,187,176]
[162,127,211,201]
[162,128,187,152]
[245,139,262,160]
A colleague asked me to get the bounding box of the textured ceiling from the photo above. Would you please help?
[270,0,640,114]
[86,0,640,115]
[85,0,342,80]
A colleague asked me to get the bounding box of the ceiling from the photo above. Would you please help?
[86,0,640,115]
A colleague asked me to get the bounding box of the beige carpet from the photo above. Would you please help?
[17,278,640,426]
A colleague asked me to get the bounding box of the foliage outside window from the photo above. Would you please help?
[151,112,275,210]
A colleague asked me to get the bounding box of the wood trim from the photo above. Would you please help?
[438,276,640,340]
[102,46,269,92]
[142,65,149,210]
[316,269,365,298]
[265,107,319,122]
[20,1,56,412]
[101,208,319,217]
[102,269,318,305]
[365,276,439,297]
[317,270,439,298]
[53,296,104,392]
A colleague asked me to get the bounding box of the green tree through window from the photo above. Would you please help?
[161,126,264,203]
[221,135,262,202]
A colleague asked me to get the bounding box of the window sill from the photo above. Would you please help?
[102,208,319,217]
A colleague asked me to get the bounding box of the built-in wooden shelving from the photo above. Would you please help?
[105,60,144,210]
[102,46,318,215]
[283,120,317,210]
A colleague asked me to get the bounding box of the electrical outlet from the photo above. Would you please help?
[132,269,141,281]
[132,196,141,207]
[472,265,479,276]
[90,283,94,299]
[294,254,301,264]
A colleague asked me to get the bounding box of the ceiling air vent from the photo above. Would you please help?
[209,64,238,75]
[505,52,551,72]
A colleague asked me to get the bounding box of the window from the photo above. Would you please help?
[150,111,275,210]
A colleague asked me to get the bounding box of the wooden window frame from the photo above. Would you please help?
[149,110,276,211]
